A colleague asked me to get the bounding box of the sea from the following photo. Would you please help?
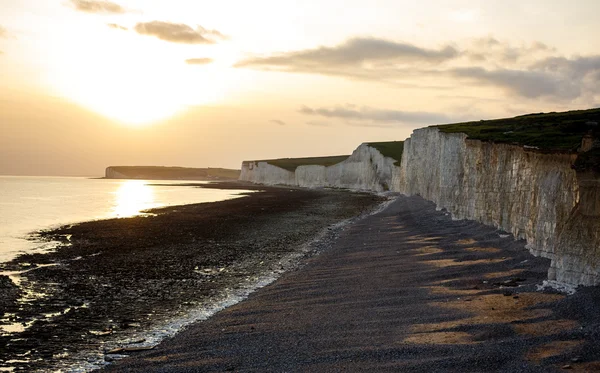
[0,176,250,263]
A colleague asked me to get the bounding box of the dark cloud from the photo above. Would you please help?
[452,67,570,99]
[237,35,600,102]
[185,58,214,65]
[533,56,600,78]
[270,119,286,126]
[466,37,556,64]
[134,21,225,44]
[107,23,128,31]
[451,56,600,100]
[69,0,125,14]
[236,37,458,72]
[300,105,453,125]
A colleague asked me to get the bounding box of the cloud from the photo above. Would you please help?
[236,37,458,72]
[107,23,128,31]
[466,37,556,64]
[270,119,286,126]
[236,35,600,102]
[450,54,600,100]
[134,21,225,44]
[300,105,453,125]
[451,67,574,99]
[185,58,214,65]
[69,0,125,14]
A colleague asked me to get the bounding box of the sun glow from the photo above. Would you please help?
[44,22,235,126]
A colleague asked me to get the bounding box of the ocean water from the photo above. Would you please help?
[0,176,250,263]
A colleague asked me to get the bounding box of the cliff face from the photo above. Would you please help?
[239,162,296,185]
[398,127,585,283]
[105,166,240,180]
[553,171,600,285]
[105,167,129,179]
[240,144,400,192]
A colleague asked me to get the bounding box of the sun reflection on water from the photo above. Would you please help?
[112,181,156,218]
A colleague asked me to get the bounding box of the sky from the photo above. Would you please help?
[1,0,600,176]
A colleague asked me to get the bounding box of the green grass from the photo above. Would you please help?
[435,108,600,152]
[107,166,240,180]
[367,141,404,166]
[258,155,350,172]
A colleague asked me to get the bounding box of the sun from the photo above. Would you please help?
[70,76,187,126]
[44,26,229,126]
[53,61,212,126]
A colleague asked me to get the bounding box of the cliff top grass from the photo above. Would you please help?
[107,166,240,180]
[367,141,404,166]
[256,155,350,172]
[435,108,600,152]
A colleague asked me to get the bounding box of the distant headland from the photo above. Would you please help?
[104,166,240,180]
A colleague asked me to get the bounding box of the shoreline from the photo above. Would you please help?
[0,182,385,372]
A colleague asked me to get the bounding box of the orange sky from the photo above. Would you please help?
[1,0,600,176]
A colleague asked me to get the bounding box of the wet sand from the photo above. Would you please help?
[0,183,383,372]
[104,195,600,372]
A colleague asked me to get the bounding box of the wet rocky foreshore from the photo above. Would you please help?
[0,182,384,372]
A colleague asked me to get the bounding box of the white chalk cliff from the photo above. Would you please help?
[240,128,600,286]
[240,144,400,192]
[396,127,588,284]
[104,167,129,179]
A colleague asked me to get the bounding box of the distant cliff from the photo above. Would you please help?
[105,166,240,180]
[240,142,403,192]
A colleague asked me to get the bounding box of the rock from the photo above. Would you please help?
[562,364,573,369]
[89,330,112,336]
[123,346,155,352]
[0,275,16,290]
[105,345,154,355]
[493,280,519,287]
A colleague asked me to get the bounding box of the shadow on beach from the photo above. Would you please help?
[103,195,600,373]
